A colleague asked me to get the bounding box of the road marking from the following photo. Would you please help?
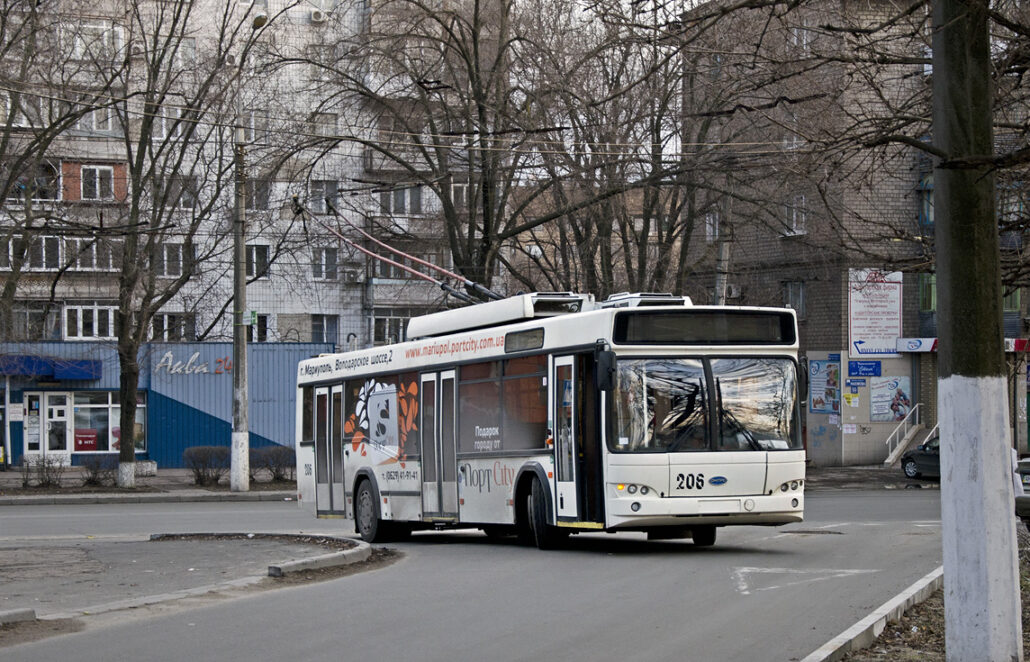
[732,566,878,595]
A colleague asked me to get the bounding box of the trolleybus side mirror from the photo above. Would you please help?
[595,343,616,391]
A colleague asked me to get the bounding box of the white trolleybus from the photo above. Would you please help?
[295,292,804,549]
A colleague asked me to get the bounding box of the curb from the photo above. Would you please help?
[799,565,944,662]
[268,540,371,576]
[0,491,296,506]
[33,534,370,621]
[0,608,36,626]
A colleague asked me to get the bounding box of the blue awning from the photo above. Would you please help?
[0,355,101,380]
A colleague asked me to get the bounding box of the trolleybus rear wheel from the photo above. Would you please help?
[355,479,383,542]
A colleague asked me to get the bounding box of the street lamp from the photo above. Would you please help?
[231,11,267,493]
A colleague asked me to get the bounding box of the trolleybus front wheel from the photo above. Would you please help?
[692,525,717,547]
[528,477,569,550]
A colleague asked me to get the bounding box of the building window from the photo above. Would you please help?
[919,273,936,312]
[73,392,146,453]
[76,107,113,133]
[784,194,807,236]
[81,165,115,201]
[69,23,125,61]
[242,110,268,144]
[309,180,338,213]
[918,174,934,231]
[152,312,196,341]
[788,15,812,50]
[311,314,338,344]
[783,281,805,319]
[372,250,441,279]
[247,313,269,342]
[379,185,422,215]
[10,302,60,340]
[5,162,59,203]
[1003,288,1021,313]
[246,179,270,210]
[704,211,720,243]
[5,93,42,128]
[65,302,117,340]
[157,176,198,210]
[64,237,121,272]
[246,244,269,278]
[155,105,186,140]
[25,235,61,270]
[154,243,192,278]
[313,247,337,280]
[311,112,337,137]
[374,307,429,344]
[449,181,468,209]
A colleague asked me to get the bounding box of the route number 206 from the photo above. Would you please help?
[675,473,705,490]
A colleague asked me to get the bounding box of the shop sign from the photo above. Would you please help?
[74,428,98,451]
[849,269,902,356]
[849,361,881,377]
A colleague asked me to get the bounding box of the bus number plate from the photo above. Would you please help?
[675,473,704,491]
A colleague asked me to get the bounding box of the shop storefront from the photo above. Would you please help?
[1,341,332,469]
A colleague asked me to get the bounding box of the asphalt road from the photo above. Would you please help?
[1,490,942,662]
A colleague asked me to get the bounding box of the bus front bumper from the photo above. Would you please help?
[606,492,804,529]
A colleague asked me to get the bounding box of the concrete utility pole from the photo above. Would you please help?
[230,123,249,493]
[932,0,1023,658]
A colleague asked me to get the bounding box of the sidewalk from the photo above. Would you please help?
[0,466,298,505]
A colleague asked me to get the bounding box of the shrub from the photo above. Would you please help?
[81,455,118,487]
[263,445,296,482]
[183,446,230,486]
[250,446,296,482]
[20,455,67,488]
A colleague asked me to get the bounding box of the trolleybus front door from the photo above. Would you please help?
[553,356,578,519]
[314,386,345,515]
[421,371,458,520]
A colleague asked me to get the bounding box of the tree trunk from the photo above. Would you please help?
[116,340,138,488]
[933,0,1023,658]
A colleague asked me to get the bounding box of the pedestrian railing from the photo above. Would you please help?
[885,402,922,460]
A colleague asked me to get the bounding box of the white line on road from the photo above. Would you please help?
[732,566,879,595]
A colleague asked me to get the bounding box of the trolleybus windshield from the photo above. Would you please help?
[610,357,800,453]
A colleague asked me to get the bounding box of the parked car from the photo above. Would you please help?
[901,437,940,479]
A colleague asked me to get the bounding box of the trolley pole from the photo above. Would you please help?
[230,125,249,492]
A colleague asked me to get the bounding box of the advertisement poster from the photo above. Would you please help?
[870,376,912,422]
[809,360,841,414]
[849,269,903,357]
[74,429,99,451]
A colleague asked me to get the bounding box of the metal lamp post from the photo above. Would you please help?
[230,11,268,492]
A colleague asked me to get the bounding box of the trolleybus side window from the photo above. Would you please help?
[458,357,548,453]
[300,386,314,443]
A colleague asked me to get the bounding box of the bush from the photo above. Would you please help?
[250,446,296,482]
[183,446,230,486]
[81,455,118,487]
[19,455,67,488]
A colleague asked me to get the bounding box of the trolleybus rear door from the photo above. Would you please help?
[329,385,345,512]
[421,371,458,520]
[315,386,346,515]
[315,387,330,512]
[554,356,578,518]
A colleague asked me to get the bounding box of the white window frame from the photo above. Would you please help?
[311,314,338,344]
[81,165,115,201]
[152,312,196,341]
[247,313,270,343]
[242,109,268,144]
[154,243,185,277]
[65,302,118,340]
[312,246,338,280]
[77,106,113,132]
[246,244,270,278]
[70,22,125,61]
[784,194,807,236]
[379,185,423,216]
[784,281,806,319]
[245,179,270,211]
[704,211,720,243]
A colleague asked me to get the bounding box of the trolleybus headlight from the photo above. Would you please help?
[627,484,638,494]
[631,502,641,512]
[780,483,789,492]
[792,498,799,508]
[639,486,649,495]
[790,481,799,490]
